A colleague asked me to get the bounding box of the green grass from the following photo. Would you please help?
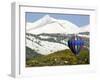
[26,48,89,67]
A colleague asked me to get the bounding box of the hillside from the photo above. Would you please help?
[26,47,89,67]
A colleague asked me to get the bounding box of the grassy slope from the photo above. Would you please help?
[26,48,89,67]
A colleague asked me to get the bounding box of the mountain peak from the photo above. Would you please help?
[43,15,51,19]
[41,15,55,23]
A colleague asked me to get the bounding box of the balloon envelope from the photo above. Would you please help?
[68,36,84,55]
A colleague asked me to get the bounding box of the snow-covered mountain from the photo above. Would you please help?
[26,15,81,34]
[79,25,90,33]
[26,15,90,55]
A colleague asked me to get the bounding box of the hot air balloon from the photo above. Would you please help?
[68,35,84,56]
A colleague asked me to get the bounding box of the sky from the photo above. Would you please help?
[26,12,90,27]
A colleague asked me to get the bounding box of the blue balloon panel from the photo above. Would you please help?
[68,36,84,55]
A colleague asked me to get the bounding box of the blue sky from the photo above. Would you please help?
[26,12,90,27]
